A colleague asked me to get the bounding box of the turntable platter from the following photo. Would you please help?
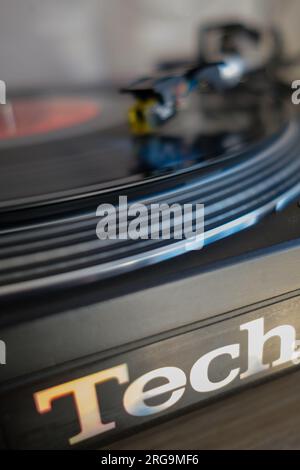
[0,86,299,299]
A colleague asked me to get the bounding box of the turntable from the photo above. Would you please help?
[1,21,300,449]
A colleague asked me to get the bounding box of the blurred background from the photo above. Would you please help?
[0,0,298,89]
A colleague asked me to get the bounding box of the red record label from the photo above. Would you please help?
[0,97,100,140]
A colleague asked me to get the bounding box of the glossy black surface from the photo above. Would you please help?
[0,87,288,212]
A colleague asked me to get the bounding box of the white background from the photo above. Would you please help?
[0,0,296,89]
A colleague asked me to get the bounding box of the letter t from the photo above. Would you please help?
[34,364,129,445]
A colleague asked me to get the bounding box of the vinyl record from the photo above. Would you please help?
[0,88,286,212]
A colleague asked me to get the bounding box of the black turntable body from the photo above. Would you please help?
[2,188,300,449]
[1,41,300,448]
